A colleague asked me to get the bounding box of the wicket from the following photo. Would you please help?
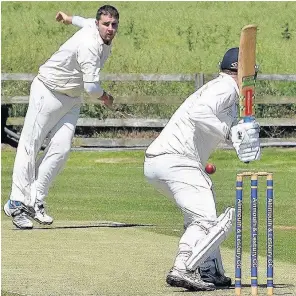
[235,172,274,296]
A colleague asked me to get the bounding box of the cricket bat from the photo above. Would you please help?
[238,24,258,123]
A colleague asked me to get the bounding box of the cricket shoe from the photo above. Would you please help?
[199,267,232,287]
[3,200,34,229]
[166,268,215,291]
[34,201,53,225]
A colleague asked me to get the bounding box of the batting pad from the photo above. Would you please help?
[186,207,235,271]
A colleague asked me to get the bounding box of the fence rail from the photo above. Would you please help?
[2,95,296,105]
[2,72,296,82]
[6,117,296,128]
[71,137,296,149]
[2,72,296,148]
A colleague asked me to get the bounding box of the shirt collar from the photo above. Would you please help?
[219,72,239,95]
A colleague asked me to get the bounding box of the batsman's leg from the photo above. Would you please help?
[144,156,216,291]
[185,207,235,271]
[198,254,232,287]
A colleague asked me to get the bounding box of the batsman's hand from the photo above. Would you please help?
[100,92,114,109]
[56,11,72,25]
[231,120,261,163]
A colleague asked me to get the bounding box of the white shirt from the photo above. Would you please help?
[38,18,111,98]
[145,73,239,165]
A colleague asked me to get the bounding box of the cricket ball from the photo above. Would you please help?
[205,163,216,174]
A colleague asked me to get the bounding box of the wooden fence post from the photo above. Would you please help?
[194,73,204,90]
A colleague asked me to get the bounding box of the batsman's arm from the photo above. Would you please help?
[191,81,238,141]
[191,104,229,141]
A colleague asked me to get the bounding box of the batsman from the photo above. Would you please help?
[144,44,260,290]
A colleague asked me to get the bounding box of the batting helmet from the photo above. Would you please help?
[220,47,239,72]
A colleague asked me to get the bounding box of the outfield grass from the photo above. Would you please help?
[2,1,295,123]
[2,148,296,261]
[2,1,296,74]
[2,148,296,295]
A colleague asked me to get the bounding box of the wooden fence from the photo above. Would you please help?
[2,73,296,148]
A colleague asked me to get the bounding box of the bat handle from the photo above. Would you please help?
[243,116,255,123]
[242,116,255,163]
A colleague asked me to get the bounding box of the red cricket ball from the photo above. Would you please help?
[205,163,216,174]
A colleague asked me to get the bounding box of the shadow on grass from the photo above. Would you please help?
[1,291,27,296]
[12,222,155,231]
[227,283,295,295]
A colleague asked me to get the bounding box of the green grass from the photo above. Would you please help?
[2,2,295,123]
[2,1,296,74]
[2,148,296,296]
[2,148,296,263]
[1,3,296,294]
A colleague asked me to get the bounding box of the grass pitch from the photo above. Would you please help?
[1,148,296,296]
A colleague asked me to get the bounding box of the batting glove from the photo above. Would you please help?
[231,120,261,162]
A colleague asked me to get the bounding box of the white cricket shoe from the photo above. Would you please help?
[3,200,33,229]
[166,268,215,291]
[34,201,53,225]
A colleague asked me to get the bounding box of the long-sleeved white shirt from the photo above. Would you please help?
[37,17,111,98]
[145,73,239,165]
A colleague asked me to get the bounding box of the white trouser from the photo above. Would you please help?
[144,154,225,272]
[10,77,81,207]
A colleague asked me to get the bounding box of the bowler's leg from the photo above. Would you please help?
[9,79,69,207]
[34,104,80,224]
[4,79,66,228]
[4,78,76,229]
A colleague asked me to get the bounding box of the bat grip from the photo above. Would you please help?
[243,116,254,123]
[242,116,255,163]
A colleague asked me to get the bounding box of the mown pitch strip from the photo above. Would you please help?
[2,221,295,296]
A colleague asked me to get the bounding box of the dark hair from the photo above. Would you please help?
[96,5,119,21]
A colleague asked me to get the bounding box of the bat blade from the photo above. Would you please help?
[238,24,257,122]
